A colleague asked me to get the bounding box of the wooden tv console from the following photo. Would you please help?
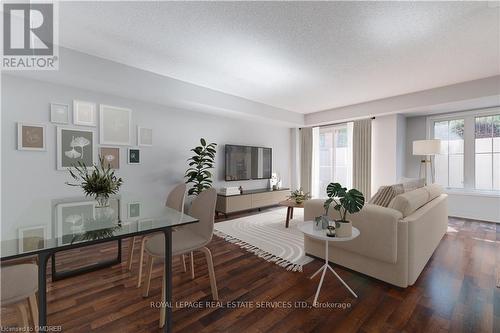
[216,188,290,217]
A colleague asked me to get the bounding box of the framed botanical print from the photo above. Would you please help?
[57,127,96,170]
[18,225,47,253]
[73,100,97,126]
[99,147,120,169]
[137,127,153,146]
[99,104,131,145]
[50,103,69,124]
[17,122,46,151]
[128,148,140,164]
[56,201,96,245]
[128,202,141,218]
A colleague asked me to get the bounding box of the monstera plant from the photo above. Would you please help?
[323,182,365,237]
[185,138,217,196]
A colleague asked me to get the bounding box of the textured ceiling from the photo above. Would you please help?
[58,1,500,114]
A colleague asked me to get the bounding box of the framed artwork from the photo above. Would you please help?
[99,104,131,145]
[73,100,96,126]
[50,103,69,124]
[128,148,140,164]
[137,127,153,146]
[18,225,46,253]
[57,127,96,170]
[119,221,135,234]
[128,202,141,218]
[138,219,153,231]
[99,147,120,169]
[56,201,95,245]
[17,122,46,151]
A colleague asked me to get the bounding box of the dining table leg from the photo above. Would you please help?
[163,228,173,333]
[37,252,51,329]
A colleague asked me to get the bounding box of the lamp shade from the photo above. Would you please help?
[413,139,441,155]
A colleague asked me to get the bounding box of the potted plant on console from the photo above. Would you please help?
[323,182,365,237]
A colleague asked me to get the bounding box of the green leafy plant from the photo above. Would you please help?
[288,188,311,204]
[185,138,217,196]
[66,156,123,203]
[323,182,365,222]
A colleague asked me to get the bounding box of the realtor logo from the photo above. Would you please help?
[2,2,59,70]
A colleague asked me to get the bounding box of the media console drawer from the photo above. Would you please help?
[216,188,289,215]
[251,192,274,208]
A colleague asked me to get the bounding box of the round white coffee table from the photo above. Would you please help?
[298,222,360,305]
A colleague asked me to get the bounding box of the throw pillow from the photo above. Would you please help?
[400,178,425,192]
[369,184,405,207]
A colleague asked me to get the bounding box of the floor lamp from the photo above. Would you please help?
[412,139,441,185]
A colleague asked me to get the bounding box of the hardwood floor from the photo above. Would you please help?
[1,211,499,332]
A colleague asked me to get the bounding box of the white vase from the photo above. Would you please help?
[335,221,352,237]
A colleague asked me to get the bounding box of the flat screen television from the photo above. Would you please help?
[225,145,272,181]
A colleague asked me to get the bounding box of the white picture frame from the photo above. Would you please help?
[99,104,132,145]
[73,100,97,126]
[137,126,153,146]
[128,148,141,164]
[119,221,134,233]
[128,202,141,219]
[50,103,69,124]
[17,122,47,151]
[56,201,96,246]
[138,219,153,231]
[57,126,96,170]
[18,225,47,253]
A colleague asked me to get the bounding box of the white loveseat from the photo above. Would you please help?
[303,184,448,287]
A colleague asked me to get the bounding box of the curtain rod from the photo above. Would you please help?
[299,117,375,130]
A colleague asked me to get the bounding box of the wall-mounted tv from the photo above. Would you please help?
[225,145,272,181]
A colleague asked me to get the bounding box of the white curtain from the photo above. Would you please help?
[311,127,320,198]
[300,127,313,193]
[353,118,372,199]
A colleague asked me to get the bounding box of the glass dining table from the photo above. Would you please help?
[0,197,198,333]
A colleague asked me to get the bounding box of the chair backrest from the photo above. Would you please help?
[189,188,217,242]
[166,183,186,212]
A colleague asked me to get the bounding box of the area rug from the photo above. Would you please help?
[214,208,313,272]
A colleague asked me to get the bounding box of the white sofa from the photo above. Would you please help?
[303,184,448,287]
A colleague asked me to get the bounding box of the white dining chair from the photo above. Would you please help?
[143,188,218,328]
[127,183,194,287]
[0,263,39,329]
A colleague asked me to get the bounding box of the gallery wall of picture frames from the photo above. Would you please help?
[16,100,152,172]
[17,98,153,243]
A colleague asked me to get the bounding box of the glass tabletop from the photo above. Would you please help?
[1,197,198,260]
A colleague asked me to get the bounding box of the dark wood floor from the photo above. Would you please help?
[1,210,499,332]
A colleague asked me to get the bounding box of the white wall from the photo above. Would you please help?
[405,116,427,178]
[305,75,500,126]
[371,114,406,194]
[1,74,291,239]
[12,47,304,127]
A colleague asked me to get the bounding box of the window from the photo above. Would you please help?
[312,123,353,198]
[429,108,500,193]
[433,119,464,188]
[475,115,500,190]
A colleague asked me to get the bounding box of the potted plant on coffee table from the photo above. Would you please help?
[323,182,365,237]
[288,188,311,205]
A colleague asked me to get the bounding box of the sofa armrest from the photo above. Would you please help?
[404,194,448,285]
[304,200,403,264]
[337,204,403,263]
[304,199,328,221]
